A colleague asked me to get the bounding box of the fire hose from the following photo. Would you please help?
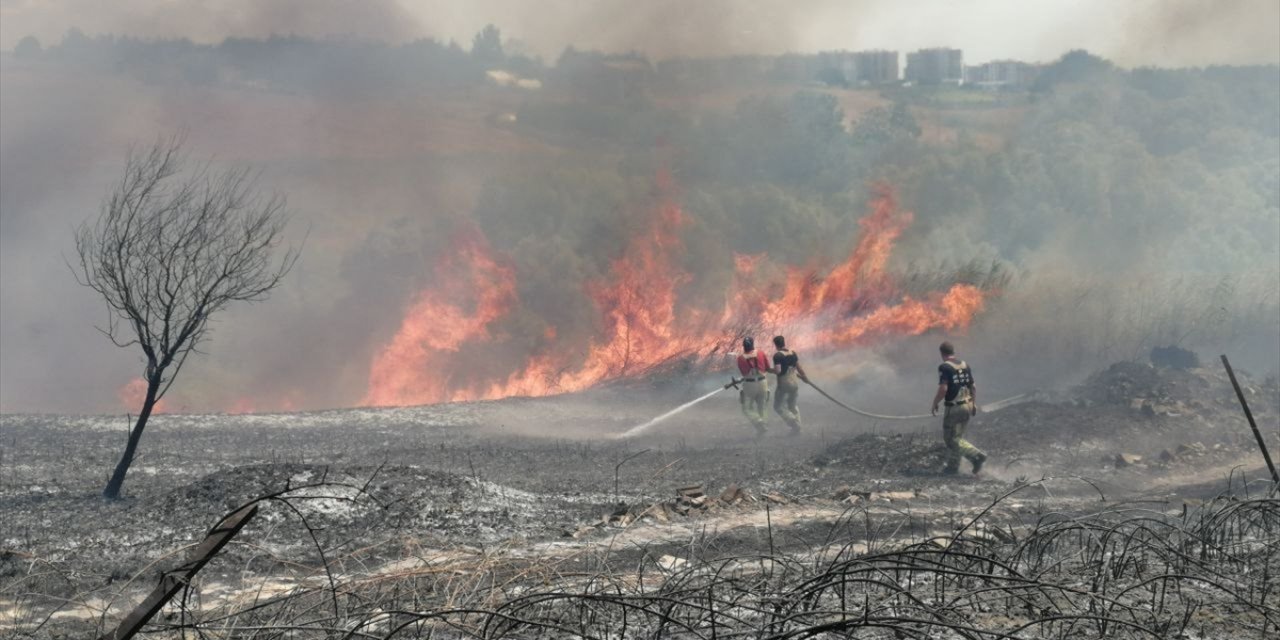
[803,377,1033,420]
[617,376,1032,439]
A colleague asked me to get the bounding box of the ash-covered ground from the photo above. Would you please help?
[1,359,1277,638]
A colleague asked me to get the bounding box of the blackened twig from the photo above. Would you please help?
[1221,355,1279,484]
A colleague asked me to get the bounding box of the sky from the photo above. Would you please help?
[1,0,1278,66]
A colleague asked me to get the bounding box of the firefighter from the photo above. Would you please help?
[770,335,807,435]
[931,341,987,475]
[736,337,770,435]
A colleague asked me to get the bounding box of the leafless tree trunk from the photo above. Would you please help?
[73,134,300,499]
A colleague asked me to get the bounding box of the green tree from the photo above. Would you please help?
[14,35,42,58]
[889,101,922,138]
[1033,49,1114,92]
[471,24,504,66]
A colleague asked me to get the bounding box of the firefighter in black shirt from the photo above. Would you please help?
[931,341,987,475]
[770,335,807,434]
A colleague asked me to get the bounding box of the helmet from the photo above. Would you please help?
[742,336,754,351]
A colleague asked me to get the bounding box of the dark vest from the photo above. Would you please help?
[939,359,973,403]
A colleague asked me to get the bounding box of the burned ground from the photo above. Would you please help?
[1,360,1277,638]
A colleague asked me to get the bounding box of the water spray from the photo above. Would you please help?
[617,378,741,439]
[615,374,1032,439]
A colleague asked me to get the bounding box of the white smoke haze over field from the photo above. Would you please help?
[2,0,1278,65]
[0,0,1277,415]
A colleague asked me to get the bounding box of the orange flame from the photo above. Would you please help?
[732,183,907,331]
[362,229,517,406]
[227,392,300,414]
[472,167,720,399]
[229,396,257,415]
[364,180,987,407]
[118,378,167,414]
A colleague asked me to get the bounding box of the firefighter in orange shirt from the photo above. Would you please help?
[736,337,771,436]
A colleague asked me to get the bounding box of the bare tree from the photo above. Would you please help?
[74,135,300,499]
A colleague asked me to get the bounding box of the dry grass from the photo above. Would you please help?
[967,269,1280,388]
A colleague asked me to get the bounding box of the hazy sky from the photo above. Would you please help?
[2,0,1277,66]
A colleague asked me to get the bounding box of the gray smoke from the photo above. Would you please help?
[3,1,1278,64]
[0,1,1276,414]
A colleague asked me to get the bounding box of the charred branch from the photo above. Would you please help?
[72,134,299,499]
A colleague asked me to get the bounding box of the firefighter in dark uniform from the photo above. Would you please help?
[770,335,807,435]
[931,341,987,475]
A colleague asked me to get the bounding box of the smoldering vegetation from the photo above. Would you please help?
[2,31,1277,413]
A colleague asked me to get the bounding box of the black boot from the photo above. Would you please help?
[971,453,987,476]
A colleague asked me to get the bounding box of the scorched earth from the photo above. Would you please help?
[1,359,1278,638]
